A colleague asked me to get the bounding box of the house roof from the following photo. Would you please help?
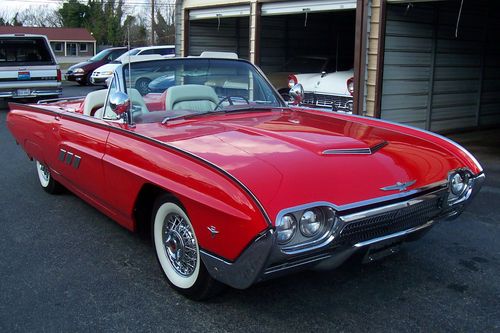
[0,26,95,42]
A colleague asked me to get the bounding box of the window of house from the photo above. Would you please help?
[79,43,88,52]
[53,43,63,52]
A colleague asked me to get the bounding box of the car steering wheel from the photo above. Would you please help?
[214,96,250,111]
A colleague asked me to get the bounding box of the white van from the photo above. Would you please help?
[90,45,175,85]
[0,34,61,99]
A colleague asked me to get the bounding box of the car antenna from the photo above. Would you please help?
[127,23,132,91]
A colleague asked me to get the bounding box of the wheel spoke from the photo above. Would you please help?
[162,212,197,277]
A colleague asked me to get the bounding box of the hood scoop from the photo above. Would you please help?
[322,141,388,155]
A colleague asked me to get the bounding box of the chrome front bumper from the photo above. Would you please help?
[201,173,485,289]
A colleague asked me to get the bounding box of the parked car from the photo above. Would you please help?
[0,34,61,99]
[267,56,354,113]
[65,46,127,85]
[267,56,331,97]
[7,55,484,300]
[294,68,355,113]
[91,45,175,85]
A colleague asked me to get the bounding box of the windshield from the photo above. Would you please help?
[0,37,55,66]
[283,57,328,73]
[90,49,111,61]
[114,58,284,124]
[115,49,141,62]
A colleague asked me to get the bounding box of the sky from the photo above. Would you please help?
[0,0,175,21]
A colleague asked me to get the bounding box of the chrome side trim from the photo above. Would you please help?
[353,220,434,248]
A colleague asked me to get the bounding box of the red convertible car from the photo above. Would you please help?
[7,56,484,300]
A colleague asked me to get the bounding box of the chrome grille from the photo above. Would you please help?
[303,93,353,111]
[338,193,445,245]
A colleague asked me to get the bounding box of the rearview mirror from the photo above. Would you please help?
[109,91,130,117]
[289,83,304,105]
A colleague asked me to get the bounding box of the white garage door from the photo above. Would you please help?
[261,0,356,16]
[189,5,250,20]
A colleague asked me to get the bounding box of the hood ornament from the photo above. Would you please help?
[380,180,416,192]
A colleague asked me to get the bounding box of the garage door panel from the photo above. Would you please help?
[381,94,428,111]
[434,67,481,80]
[383,65,431,80]
[432,92,479,108]
[385,21,433,38]
[431,105,476,121]
[261,0,356,16]
[430,117,476,132]
[189,18,249,58]
[435,53,481,67]
[385,36,432,52]
[481,91,500,104]
[384,51,431,66]
[386,4,434,24]
[482,78,500,92]
[479,114,500,126]
[381,108,427,128]
[382,80,429,95]
[433,80,479,94]
[484,66,500,79]
[437,25,484,41]
[436,39,483,53]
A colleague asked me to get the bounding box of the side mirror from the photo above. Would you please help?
[289,83,304,105]
[109,91,130,117]
[105,77,112,87]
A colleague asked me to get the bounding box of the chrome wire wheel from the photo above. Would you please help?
[153,201,200,289]
[162,212,198,277]
[36,161,50,188]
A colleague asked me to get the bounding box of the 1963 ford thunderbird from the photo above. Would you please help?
[7,54,484,300]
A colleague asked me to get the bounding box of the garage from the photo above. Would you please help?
[258,1,356,77]
[380,0,500,131]
[181,0,358,98]
[188,5,250,59]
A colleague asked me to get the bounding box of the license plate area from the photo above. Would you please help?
[362,240,402,264]
[17,89,31,96]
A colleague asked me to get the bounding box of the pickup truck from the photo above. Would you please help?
[0,34,62,99]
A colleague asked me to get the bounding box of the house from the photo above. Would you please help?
[175,0,500,133]
[0,26,96,58]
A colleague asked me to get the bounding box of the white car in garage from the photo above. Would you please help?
[290,68,354,113]
[90,45,175,85]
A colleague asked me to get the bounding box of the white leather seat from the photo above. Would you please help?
[165,84,219,112]
[127,88,149,115]
[83,89,108,116]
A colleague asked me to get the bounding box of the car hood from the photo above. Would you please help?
[141,110,465,221]
[94,63,120,73]
[296,69,354,96]
[68,61,95,71]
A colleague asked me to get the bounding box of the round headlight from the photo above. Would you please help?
[276,214,297,244]
[300,208,323,237]
[450,172,467,195]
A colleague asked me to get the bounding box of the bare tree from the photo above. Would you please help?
[16,6,62,27]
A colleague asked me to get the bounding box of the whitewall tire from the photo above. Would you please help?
[152,195,223,300]
[35,160,62,194]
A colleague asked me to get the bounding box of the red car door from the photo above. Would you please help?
[52,112,110,203]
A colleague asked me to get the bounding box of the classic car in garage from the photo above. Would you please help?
[291,67,354,113]
[7,55,484,300]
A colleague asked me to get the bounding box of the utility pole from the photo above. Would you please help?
[151,0,155,45]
